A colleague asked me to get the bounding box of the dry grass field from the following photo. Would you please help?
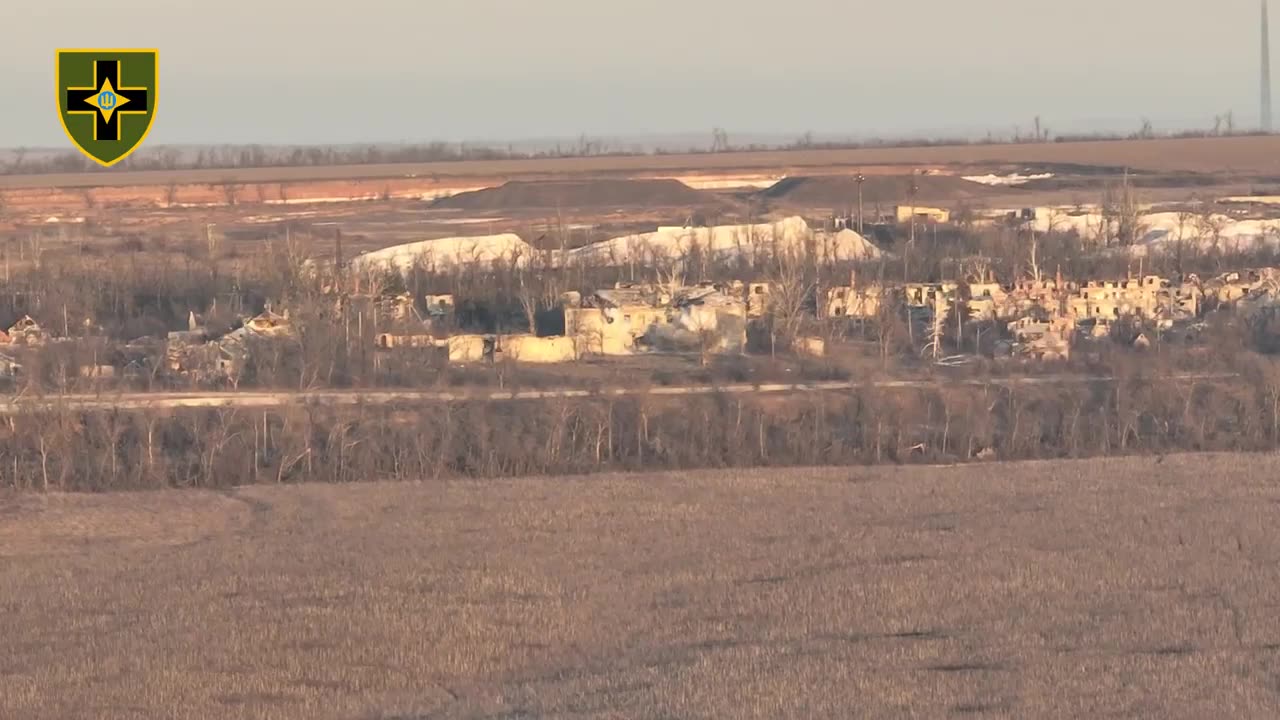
[5,454,1280,719]
[7,135,1280,191]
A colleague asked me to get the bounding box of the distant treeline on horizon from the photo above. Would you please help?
[1,128,1273,177]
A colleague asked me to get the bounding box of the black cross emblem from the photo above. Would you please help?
[65,60,150,142]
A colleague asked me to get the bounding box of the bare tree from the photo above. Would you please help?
[1101,171,1144,246]
[1174,208,1198,271]
[764,237,815,357]
[874,287,905,369]
[1028,207,1062,281]
[696,325,721,367]
[1196,205,1229,264]
[514,258,552,336]
[654,253,686,294]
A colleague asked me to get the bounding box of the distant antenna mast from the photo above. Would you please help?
[1265,0,1274,131]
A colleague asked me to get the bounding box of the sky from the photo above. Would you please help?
[1,0,1270,148]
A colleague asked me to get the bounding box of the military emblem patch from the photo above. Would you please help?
[57,49,158,167]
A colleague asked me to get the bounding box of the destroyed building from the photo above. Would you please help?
[6,316,48,346]
[165,340,244,384]
[423,294,456,330]
[497,335,577,363]
[163,306,295,385]
[1203,269,1280,308]
[561,282,751,357]
[965,282,1008,322]
[822,272,884,319]
[746,283,771,318]
[1004,313,1074,361]
[242,309,292,337]
[645,285,748,355]
[444,335,493,364]
[1002,278,1069,320]
[1067,275,1200,327]
[564,285,670,356]
[896,206,951,224]
[1074,316,1114,342]
[378,293,418,323]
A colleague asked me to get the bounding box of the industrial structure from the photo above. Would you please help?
[1265,0,1274,132]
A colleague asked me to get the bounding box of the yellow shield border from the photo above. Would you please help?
[56,48,159,168]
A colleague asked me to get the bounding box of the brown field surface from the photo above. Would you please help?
[4,135,1276,221]
[6,135,1280,193]
[5,454,1280,719]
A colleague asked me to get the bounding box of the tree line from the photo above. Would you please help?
[2,359,1277,492]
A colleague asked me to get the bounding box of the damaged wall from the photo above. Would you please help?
[499,335,577,363]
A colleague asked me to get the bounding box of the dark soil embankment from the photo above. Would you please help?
[760,174,1003,208]
[433,178,718,211]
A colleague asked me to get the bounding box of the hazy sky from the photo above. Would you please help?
[2,0,1269,147]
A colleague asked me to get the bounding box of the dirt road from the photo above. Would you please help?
[0,372,1234,414]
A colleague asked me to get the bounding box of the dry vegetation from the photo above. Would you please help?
[4,454,1280,719]
[10,369,1280,491]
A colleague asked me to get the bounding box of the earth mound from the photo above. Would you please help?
[761,174,1002,208]
[434,178,716,211]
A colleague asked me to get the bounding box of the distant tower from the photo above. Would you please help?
[1265,0,1274,132]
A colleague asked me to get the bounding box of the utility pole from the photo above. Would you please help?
[855,172,866,234]
[902,174,920,285]
[908,173,920,246]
